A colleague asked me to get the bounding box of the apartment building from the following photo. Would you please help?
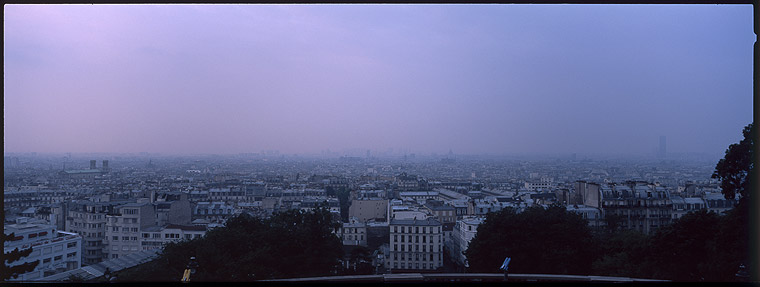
[388,218,443,271]
[600,183,672,235]
[338,221,368,246]
[103,202,157,259]
[446,217,484,267]
[4,218,82,281]
[65,200,128,265]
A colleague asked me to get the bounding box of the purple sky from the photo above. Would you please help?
[4,4,754,156]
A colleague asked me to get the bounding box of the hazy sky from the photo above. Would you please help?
[4,4,754,156]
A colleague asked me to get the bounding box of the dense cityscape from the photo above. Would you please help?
[3,144,750,281]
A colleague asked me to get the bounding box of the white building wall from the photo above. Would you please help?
[4,222,82,281]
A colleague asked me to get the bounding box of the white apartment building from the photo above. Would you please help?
[388,218,443,271]
[337,221,367,246]
[4,218,82,281]
[103,202,156,260]
[446,217,483,267]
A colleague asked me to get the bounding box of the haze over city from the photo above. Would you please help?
[4,4,754,157]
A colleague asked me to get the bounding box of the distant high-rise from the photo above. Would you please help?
[102,160,109,171]
[90,160,97,169]
[658,136,667,159]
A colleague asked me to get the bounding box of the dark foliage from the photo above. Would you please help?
[465,204,595,275]
[119,205,343,282]
[713,123,754,201]
[336,187,351,223]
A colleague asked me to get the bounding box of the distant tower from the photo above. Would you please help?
[658,136,667,159]
[102,160,109,171]
[367,150,371,158]
[90,160,97,170]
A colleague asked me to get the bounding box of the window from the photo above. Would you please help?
[113,236,119,241]
[153,233,160,239]
[67,252,76,258]
[122,236,129,241]
[131,237,137,241]
[54,255,62,261]
[43,258,51,263]
[131,228,138,232]
[143,233,149,238]
[422,236,426,243]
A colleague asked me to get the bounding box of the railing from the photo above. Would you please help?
[263,273,669,282]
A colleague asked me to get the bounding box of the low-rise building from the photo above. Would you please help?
[337,221,367,246]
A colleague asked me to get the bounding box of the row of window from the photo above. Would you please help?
[392,262,440,269]
[111,236,139,241]
[393,234,441,243]
[392,252,440,261]
[71,213,103,220]
[393,244,443,252]
[110,227,140,233]
[72,222,103,229]
[392,226,440,234]
[111,245,139,251]
[345,234,364,241]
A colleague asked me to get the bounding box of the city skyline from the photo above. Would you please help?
[4,4,754,155]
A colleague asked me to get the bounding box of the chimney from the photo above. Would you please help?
[90,160,97,170]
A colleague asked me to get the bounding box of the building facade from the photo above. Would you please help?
[388,218,443,271]
[4,218,82,281]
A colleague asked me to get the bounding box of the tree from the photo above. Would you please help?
[118,205,343,281]
[591,229,650,278]
[712,123,754,201]
[710,122,754,281]
[336,187,350,222]
[1,233,40,281]
[646,210,722,281]
[465,205,595,275]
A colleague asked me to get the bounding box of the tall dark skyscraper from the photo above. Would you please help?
[658,136,667,159]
